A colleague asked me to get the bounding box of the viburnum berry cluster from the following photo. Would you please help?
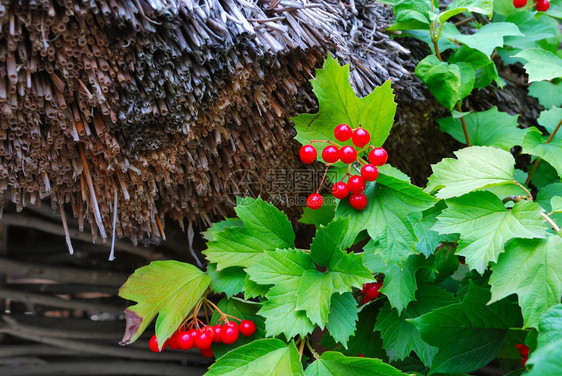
[513,0,550,12]
[299,124,389,211]
[360,281,383,305]
[148,298,256,358]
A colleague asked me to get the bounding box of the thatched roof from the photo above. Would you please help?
[0,0,426,246]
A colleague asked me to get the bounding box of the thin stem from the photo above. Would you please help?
[513,180,533,201]
[316,165,330,194]
[541,212,561,232]
[298,339,306,360]
[305,338,319,359]
[525,118,561,186]
[456,103,471,146]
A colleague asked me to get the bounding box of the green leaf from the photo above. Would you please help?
[445,23,523,56]
[388,0,433,31]
[529,82,562,108]
[409,282,522,375]
[490,235,562,328]
[415,56,462,110]
[207,264,245,298]
[338,173,438,265]
[537,182,562,225]
[326,292,358,349]
[311,217,354,267]
[537,106,562,135]
[364,245,425,313]
[449,46,498,89]
[426,146,516,199]
[375,285,459,365]
[526,304,562,376]
[522,128,562,177]
[437,107,527,150]
[242,276,270,299]
[235,197,295,247]
[246,249,315,286]
[305,352,408,376]
[300,199,336,226]
[326,250,373,292]
[202,218,243,241]
[550,196,562,213]
[514,48,562,82]
[292,54,397,150]
[203,198,296,270]
[205,339,304,376]
[118,261,211,348]
[209,297,265,358]
[439,0,493,22]
[530,160,560,189]
[433,191,546,273]
[409,202,458,257]
[259,280,316,339]
[296,270,337,327]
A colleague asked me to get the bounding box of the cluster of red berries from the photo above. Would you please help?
[361,281,383,305]
[516,344,529,367]
[513,0,550,11]
[149,319,256,358]
[299,124,389,211]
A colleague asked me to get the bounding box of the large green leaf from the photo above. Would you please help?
[409,202,459,257]
[439,0,493,22]
[245,248,315,286]
[444,23,523,56]
[449,46,499,88]
[119,261,211,348]
[375,285,458,366]
[526,304,562,376]
[415,56,464,110]
[205,339,304,376]
[325,292,358,349]
[514,48,562,82]
[529,82,562,108]
[292,54,397,150]
[388,0,433,31]
[409,282,522,375]
[305,352,407,376]
[259,280,316,339]
[209,297,265,358]
[337,173,438,265]
[537,106,562,135]
[490,235,562,328]
[437,107,527,150]
[522,128,562,177]
[203,197,295,270]
[433,191,546,273]
[207,264,245,298]
[426,146,516,199]
[364,246,424,313]
[311,216,354,267]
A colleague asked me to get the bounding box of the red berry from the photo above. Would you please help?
[332,181,349,199]
[239,320,256,336]
[221,323,239,344]
[307,193,324,210]
[347,175,366,194]
[149,334,163,352]
[458,256,466,265]
[167,331,181,350]
[357,354,364,357]
[334,124,352,141]
[360,164,379,181]
[194,330,213,350]
[352,128,370,147]
[211,324,223,343]
[368,148,388,166]
[322,145,340,164]
[187,328,198,338]
[365,283,381,300]
[535,0,549,11]
[200,347,214,358]
[339,146,357,164]
[513,0,527,7]
[516,344,529,357]
[177,331,195,350]
[349,193,367,210]
[300,145,317,164]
